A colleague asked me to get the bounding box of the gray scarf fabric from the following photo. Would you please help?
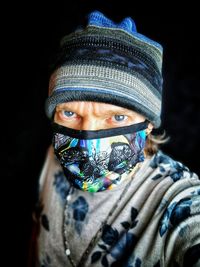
[35,146,200,267]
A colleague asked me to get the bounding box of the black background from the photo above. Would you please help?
[3,1,200,266]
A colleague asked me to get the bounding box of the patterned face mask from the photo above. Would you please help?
[52,121,148,192]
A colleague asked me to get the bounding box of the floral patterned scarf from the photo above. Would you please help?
[33,146,200,267]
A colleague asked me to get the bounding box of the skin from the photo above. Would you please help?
[54,101,153,132]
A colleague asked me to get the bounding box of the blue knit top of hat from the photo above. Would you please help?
[87,11,162,51]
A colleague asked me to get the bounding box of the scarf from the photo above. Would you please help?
[33,146,200,267]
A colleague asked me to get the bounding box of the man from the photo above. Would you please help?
[31,11,200,267]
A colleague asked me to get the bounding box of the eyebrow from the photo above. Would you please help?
[102,109,136,115]
[57,103,136,116]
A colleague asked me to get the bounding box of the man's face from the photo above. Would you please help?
[54,101,153,131]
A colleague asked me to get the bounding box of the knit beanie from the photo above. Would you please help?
[46,11,163,128]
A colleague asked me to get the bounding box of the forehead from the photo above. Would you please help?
[55,101,146,121]
[56,101,139,114]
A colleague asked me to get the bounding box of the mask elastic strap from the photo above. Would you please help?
[52,120,149,139]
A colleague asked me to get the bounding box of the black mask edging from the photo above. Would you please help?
[52,120,148,139]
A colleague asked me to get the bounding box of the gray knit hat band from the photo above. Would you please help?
[46,64,161,127]
[46,11,163,128]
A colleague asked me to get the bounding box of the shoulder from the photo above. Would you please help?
[148,151,200,226]
[149,150,199,182]
[150,151,200,266]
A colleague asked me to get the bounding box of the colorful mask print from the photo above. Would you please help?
[52,121,148,192]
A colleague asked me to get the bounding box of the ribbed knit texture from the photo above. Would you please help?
[46,11,163,128]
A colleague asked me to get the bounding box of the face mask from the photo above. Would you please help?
[52,121,148,192]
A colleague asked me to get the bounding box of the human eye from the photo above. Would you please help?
[54,106,81,128]
[107,114,129,127]
[112,115,127,122]
[56,109,78,122]
[62,110,76,118]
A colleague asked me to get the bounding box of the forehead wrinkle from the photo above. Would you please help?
[56,101,136,116]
